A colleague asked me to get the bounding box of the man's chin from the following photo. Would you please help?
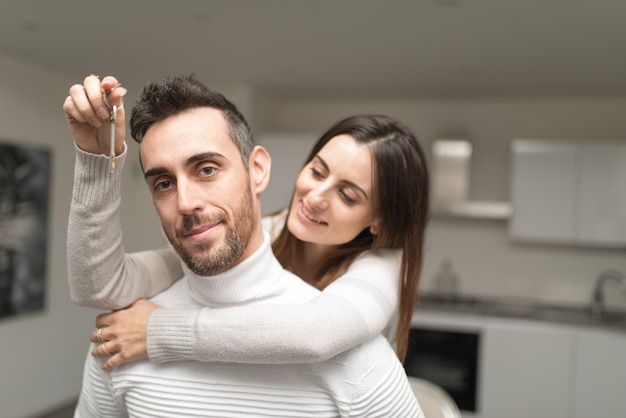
[177,242,243,276]
[185,255,233,277]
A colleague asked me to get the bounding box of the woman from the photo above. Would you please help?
[70,92,429,370]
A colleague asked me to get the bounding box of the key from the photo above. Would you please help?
[102,84,122,173]
[110,104,117,172]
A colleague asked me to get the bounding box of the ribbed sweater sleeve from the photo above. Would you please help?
[146,309,198,362]
[146,249,401,364]
[67,143,183,310]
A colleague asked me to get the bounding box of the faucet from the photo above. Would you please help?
[590,269,626,318]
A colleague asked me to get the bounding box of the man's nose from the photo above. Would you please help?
[176,180,205,214]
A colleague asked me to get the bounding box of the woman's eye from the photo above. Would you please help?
[309,167,324,178]
[340,190,356,205]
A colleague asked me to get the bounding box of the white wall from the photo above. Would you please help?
[258,96,626,308]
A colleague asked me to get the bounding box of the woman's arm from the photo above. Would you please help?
[146,248,401,364]
[95,248,401,369]
[68,144,183,310]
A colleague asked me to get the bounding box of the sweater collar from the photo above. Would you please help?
[181,231,284,308]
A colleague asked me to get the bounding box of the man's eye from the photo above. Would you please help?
[154,180,172,191]
[200,166,216,177]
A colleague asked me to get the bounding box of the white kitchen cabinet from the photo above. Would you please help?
[510,139,626,247]
[578,143,626,246]
[510,140,578,243]
[479,320,574,418]
[572,329,626,418]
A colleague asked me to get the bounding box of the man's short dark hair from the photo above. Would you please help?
[130,74,254,165]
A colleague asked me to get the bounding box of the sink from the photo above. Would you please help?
[538,306,595,324]
[539,305,626,327]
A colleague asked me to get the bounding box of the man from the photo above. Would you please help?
[64,74,422,417]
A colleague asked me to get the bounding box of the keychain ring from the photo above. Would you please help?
[102,83,123,110]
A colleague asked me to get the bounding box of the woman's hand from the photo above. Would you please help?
[90,299,161,371]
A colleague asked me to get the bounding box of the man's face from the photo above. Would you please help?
[139,107,257,276]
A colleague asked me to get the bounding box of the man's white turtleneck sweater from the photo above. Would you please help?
[75,228,422,417]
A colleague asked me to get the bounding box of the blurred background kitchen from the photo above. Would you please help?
[0,1,624,417]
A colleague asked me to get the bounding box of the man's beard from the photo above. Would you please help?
[167,187,255,276]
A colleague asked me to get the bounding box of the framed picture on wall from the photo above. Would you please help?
[0,141,51,319]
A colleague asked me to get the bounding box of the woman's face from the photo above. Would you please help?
[287,134,379,247]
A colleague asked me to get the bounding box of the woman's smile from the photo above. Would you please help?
[298,201,327,226]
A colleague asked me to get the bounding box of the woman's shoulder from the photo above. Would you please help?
[353,247,402,265]
[340,248,402,287]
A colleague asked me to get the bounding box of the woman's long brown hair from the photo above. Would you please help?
[272,115,430,362]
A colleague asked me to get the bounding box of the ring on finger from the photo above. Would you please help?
[96,328,103,343]
[102,343,110,356]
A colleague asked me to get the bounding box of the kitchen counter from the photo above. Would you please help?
[416,292,626,331]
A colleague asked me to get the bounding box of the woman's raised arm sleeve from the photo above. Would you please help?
[68,144,183,310]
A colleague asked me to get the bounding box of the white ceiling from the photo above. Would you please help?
[1,0,625,99]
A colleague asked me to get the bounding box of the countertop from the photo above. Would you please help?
[415,292,626,331]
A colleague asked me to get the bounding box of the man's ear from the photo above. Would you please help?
[249,145,271,195]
